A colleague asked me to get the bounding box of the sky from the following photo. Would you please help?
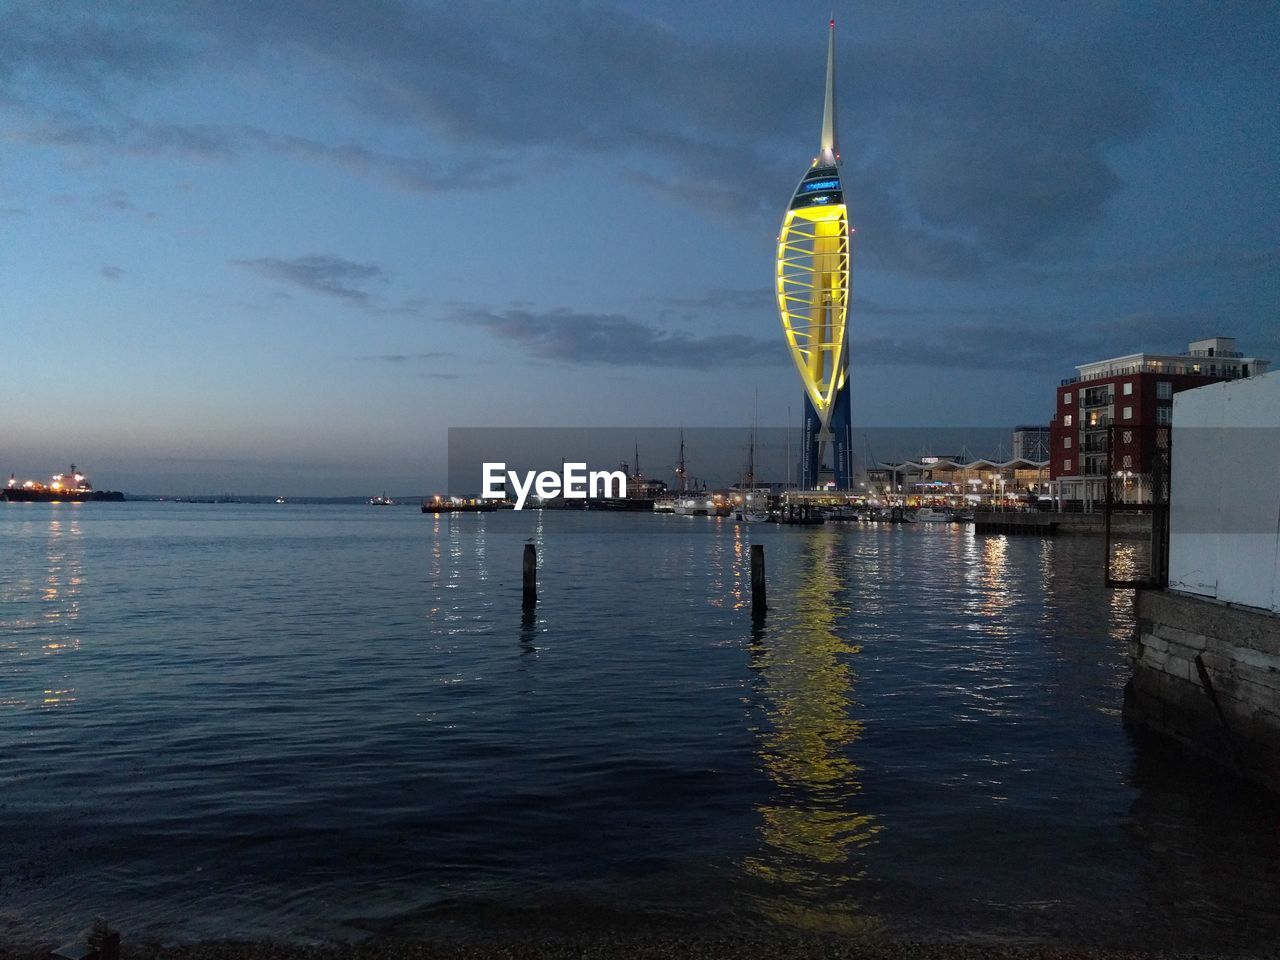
[2,0,1276,495]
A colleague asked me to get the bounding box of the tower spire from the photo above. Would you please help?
[819,17,839,165]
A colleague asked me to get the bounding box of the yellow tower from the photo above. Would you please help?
[776,20,853,488]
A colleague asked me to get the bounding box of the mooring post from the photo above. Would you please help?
[522,543,537,608]
[751,543,766,619]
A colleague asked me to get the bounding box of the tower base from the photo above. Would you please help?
[800,385,853,490]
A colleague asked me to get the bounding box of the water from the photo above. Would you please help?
[3,502,1279,950]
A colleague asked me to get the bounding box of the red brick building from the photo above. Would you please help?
[1050,337,1270,505]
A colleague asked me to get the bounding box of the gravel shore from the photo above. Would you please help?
[4,938,1252,960]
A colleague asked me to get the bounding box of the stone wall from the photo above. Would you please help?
[972,512,1151,536]
[1127,588,1280,792]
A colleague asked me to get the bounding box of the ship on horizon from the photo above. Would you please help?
[3,465,125,502]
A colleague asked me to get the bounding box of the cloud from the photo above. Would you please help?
[360,351,454,363]
[653,288,957,320]
[100,264,125,280]
[851,309,1280,373]
[2,2,1274,279]
[654,288,772,311]
[97,188,137,212]
[446,295,1279,376]
[1018,247,1280,283]
[233,254,385,303]
[8,110,508,192]
[447,305,783,370]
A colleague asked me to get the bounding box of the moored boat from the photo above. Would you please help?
[914,507,950,523]
[421,495,499,513]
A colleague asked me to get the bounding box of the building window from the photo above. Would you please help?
[1157,407,1171,425]
[1122,406,1132,420]
[1063,392,1073,405]
[1064,414,1072,427]
[1063,436,1072,449]
[1064,459,1072,472]
[1157,381,1172,399]
[1123,381,1133,395]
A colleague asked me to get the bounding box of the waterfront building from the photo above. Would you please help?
[776,20,853,489]
[1050,337,1271,506]
[1012,425,1050,462]
[869,455,1050,507]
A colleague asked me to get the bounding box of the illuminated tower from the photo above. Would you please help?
[776,20,853,489]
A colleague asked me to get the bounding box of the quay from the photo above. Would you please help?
[1123,372,1280,793]
[973,513,1056,535]
[972,512,1152,537]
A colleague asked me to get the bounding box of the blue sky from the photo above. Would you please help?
[2,0,1276,495]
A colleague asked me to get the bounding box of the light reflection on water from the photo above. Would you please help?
[744,531,880,934]
[1,504,1278,951]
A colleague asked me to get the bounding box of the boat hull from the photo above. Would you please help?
[2,489,124,503]
[421,501,498,514]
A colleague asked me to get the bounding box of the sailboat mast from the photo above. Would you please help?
[676,429,687,493]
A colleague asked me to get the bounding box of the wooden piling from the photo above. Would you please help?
[751,543,766,618]
[522,543,537,608]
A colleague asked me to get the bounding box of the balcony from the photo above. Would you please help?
[1083,415,1110,430]
[1082,390,1113,408]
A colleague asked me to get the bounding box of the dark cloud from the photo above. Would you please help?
[0,5,188,95]
[97,188,136,212]
[447,305,783,370]
[100,264,125,280]
[361,351,454,363]
[8,111,508,192]
[233,254,385,303]
[653,288,962,321]
[2,1,1250,276]
[852,310,1280,373]
[10,113,237,159]
[455,291,1276,375]
[1018,247,1280,283]
[654,288,772,311]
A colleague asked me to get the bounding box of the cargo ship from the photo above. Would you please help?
[3,465,125,502]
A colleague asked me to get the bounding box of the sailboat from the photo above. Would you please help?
[735,395,770,522]
[653,429,685,513]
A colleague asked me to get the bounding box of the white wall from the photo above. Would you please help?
[1169,371,1280,613]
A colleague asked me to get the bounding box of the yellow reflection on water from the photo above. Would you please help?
[1107,541,1143,644]
[743,531,881,933]
[42,687,78,707]
[977,534,1012,621]
[42,513,83,656]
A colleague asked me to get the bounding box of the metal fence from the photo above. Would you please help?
[1104,424,1170,588]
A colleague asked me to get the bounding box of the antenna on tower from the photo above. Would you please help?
[819,15,839,164]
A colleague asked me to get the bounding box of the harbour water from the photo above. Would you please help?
[3,503,1279,951]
